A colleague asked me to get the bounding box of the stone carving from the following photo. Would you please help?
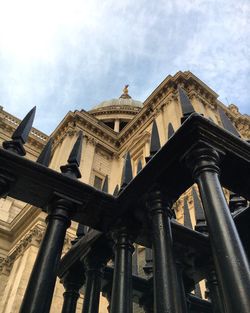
[228,104,239,115]
[0,226,44,275]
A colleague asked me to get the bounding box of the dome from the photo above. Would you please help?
[90,85,143,111]
[92,97,143,110]
[88,86,142,133]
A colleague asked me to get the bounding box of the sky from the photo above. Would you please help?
[0,0,249,134]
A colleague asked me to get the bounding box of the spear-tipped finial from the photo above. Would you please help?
[218,107,240,137]
[183,197,192,229]
[3,106,36,156]
[150,120,161,156]
[136,160,143,174]
[36,138,53,167]
[145,120,161,163]
[102,175,109,193]
[60,131,83,179]
[192,187,207,233]
[12,106,36,143]
[113,184,119,196]
[178,87,195,124]
[120,152,133,190]
[67,131,83,166]
[167,123,175,139]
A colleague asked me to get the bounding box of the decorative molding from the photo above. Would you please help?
[0,226,44,275]
[0,224,75,276]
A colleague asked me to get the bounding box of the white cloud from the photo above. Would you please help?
[0,0,249,133]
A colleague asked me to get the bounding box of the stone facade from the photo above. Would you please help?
[0,71,249,312]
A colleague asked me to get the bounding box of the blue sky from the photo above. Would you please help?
[0,0,249,134]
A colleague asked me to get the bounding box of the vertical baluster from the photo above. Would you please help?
[110,152,134,313]
[82,254,104,313]
[61,264,85,313]
[192,186,226,312]
[147,190,184,313]
[20,197,76,313]
[110,227,134,313]
[19,132,83,313]
[144,120,161,277]
[186,147,250,313]
[140,294,154,313]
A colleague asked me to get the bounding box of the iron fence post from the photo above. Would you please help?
[110,227,134,313]
[147,190,184,313]
[19,197,75,313]
[186,147,250,313]
[61,264,85,313]
[81,255,104,313]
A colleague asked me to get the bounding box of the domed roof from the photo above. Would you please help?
[90,85,143,110]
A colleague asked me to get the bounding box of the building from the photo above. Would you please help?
[0,71,249,313]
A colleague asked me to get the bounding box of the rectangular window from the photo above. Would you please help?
[94,175,103,190]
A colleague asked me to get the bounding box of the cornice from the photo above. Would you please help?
[216,101,250,139]
[0,221,75,275]
[88,105,141,117]
[0,225,44,274]
[50,111,119,153]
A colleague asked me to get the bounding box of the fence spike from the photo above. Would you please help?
[113,184,119,196]
[120,152,133,190]
[150,120,161,156]
[136,160,143,174]
[167,123,175,139]
[67,131,83,166]
[178,87,195,123]
[102,175,109,193]
[218,107,240,137]
[36,138,53,167]
[2,106,36,155]
[60,131,83,179]
[12,106,36,143]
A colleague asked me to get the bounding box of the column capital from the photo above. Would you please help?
[185,147,222,179]
[111,226,135,253]
[46,192,81,227]
[146,189,174,218]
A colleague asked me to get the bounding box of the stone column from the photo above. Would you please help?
[114,119,120,133]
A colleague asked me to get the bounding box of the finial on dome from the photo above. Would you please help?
[120,84,131,99]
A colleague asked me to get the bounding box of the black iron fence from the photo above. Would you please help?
[0,88,249,313]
